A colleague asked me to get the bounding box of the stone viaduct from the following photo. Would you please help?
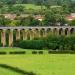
[0,26,75,47]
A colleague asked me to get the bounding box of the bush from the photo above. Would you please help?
[9,51,26,54]
[32,51,37,54]
[38,51,43,54]
[48,50,75,54]
[0,52,7,55]
[14,36,75,51]
[70,20,75,26]
[46,36,75,50]
[17,40,46,50]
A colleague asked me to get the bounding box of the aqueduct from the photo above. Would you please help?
[0,26,75,47]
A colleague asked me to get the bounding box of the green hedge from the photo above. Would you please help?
[46,36,75,50]
[15,40,46,50]
[14,36,75,50]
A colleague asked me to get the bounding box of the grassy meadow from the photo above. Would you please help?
[14,4,46,10]
[0,48,75,75]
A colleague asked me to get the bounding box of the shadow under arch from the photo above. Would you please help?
[5,29,10,46]
[59,28,63,35]
[0,64,36,75]
[47,28,51,32]
[53,28,58,35]
[46,28,51,36]
[26,28,33,40]
[33,28,40,39]
[0,29,2,45]
[65,28,68,35]
[20,29,25,40]
[40,28,45,37]
[70,28,75,35]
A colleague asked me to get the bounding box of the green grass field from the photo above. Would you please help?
[14,4,46,10]
[0,48,75,75]
[14,4,60,10]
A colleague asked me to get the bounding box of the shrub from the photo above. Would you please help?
[38,51,43,54]
[70,20,75,26]
[9,51,26,54]
[0,52,7,55]
[32,51,37,54]
[13,40,21,47]
[14,36,75,51]
[17,40,46,50]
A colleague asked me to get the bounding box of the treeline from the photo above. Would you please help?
[0,0,75,5]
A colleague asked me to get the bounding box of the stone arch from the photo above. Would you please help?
[20,29,25,40]
[31,29,35,39]
[65,28,68,35]
[8,29,13,47]
[70,28,75,34]
[26,29,30,40]
[15,29,21,41]
[33,28,40,39]
[5,29,10,46]
[53,28,58,35]
[27,28,33,40]
[46,28,51,36]
[40,28,45,37]
[13,29,17,42]
[47,28,51,33]
[59,28,63,35]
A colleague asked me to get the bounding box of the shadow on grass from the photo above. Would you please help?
[0,64,36,75]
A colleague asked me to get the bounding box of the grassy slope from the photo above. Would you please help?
[0,48,75,75]
[14,4,60,10]
[14,4,46,10]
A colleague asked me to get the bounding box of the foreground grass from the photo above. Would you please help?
[0,48,75,75]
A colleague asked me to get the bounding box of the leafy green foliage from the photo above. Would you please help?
[70,20,75,26]
[16,16,40,26]
[43,7,68,26]
[0,15,11,26]
[16,40,46,50]
[14,36,75,50]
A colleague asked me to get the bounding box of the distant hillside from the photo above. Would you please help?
[14,4,46,10]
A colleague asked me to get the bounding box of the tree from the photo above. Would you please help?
[70,20,75,26]
[0,15,11,26]
[43,6,65,26]
[0,2,4,8]
[11,5,25,14]
[17,16,40,26]
[6,0,16,4]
